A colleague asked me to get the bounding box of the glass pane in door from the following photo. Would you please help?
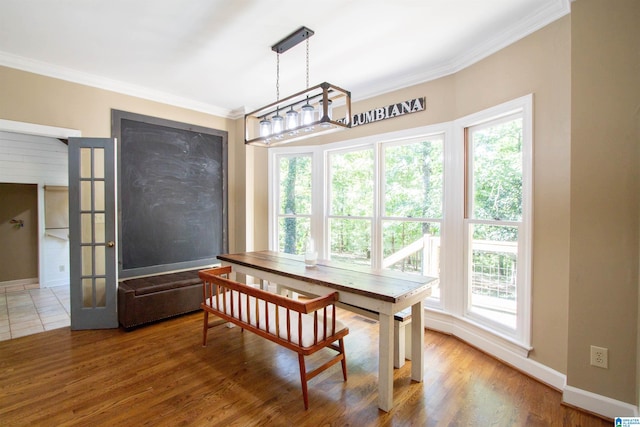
[79,147,108,310]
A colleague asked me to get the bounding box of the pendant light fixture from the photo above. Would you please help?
[245,26,352,147]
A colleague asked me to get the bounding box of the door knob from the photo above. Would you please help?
[107,241,115,247]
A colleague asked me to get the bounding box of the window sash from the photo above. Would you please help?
[274,153,314,255]
[456,94,532,346]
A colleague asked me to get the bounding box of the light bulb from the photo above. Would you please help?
[301,102,315,130]
[319,99,333,127]
[286,107,299,132]
[272,112,284,137]
[259,118,272,138]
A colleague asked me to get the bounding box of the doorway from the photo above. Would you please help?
[0,120,81,339]
[0,183,38,285]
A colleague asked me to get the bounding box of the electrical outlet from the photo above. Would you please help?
[59,265,65,272]
[590,345,608,369]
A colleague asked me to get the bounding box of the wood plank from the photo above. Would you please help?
[218,251,436,303]
[0,310,611,425]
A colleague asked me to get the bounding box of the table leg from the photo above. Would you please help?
[378,313,394,412]
[410,300,424,381]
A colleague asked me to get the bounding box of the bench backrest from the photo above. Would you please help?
[198,267,344,350]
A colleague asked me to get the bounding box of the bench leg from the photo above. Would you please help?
[339,338,348,381]
[404,319,412,361]
[393,318,412,368]
[298,354,309,410]
[394,320,406,368]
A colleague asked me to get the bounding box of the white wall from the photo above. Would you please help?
[0,127,76,287]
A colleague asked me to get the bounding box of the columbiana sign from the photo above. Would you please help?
[337,97,426,127]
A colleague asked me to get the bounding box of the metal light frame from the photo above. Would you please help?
[245,82,351,147]
[245,27,352,147]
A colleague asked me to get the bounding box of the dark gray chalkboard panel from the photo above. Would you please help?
[112,110,228,278]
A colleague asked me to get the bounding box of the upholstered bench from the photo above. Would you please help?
[118,269,203,329]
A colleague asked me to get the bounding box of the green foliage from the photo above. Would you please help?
[330,149,374,217]
[384,138,443,219]
[471,118,522,225]
[278,155,312,254]
[468,118,523,299]
[383,221,441,274]
[278,217,310,255]
[279,156,311,215]
[329,218,371,264]
[326,149,374,261]
[277,117,524,295]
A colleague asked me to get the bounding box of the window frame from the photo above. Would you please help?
[453,95,533,347]
[268,148,321,255]
[326,145,376,266]
[378,134,445,302]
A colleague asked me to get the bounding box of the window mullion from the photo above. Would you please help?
[372,142,382,270]
[442,123,465,316]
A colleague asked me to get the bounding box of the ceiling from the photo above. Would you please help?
[0,0,570,119]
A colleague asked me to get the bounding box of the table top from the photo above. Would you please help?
[217,250,436,304]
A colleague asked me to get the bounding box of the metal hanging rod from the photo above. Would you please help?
[271,26,314,54]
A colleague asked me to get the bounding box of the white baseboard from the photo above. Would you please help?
[563,385,638,419]
[41,279,69,288]
[425,309,638,419]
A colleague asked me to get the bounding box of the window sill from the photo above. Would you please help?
[424,308,532,358]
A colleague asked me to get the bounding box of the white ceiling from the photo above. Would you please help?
[0,0,570,118]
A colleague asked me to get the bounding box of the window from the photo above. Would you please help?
[465,114,523,331]
[275,154,313,255]
[381,136,444,303]
[269,95,532,348]
[327,148,374,265]
[456,95,532,345]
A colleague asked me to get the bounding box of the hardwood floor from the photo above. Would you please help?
[0,310,610,426]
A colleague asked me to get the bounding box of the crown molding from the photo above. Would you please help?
[448,0,572,73]
[0,51,234,119]
[353,0,572,103]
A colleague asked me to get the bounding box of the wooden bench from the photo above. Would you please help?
[198,266,349,410]
[273,284,413,369]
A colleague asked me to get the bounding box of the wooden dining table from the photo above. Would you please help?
[216,250,436,412]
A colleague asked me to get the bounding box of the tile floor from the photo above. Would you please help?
[0,284,70,342]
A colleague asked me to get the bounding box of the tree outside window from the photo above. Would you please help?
[278,155,312,255]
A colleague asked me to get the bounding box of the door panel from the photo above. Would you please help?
[68,138,117,329]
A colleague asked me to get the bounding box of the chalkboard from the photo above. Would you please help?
[112,110,228,278]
